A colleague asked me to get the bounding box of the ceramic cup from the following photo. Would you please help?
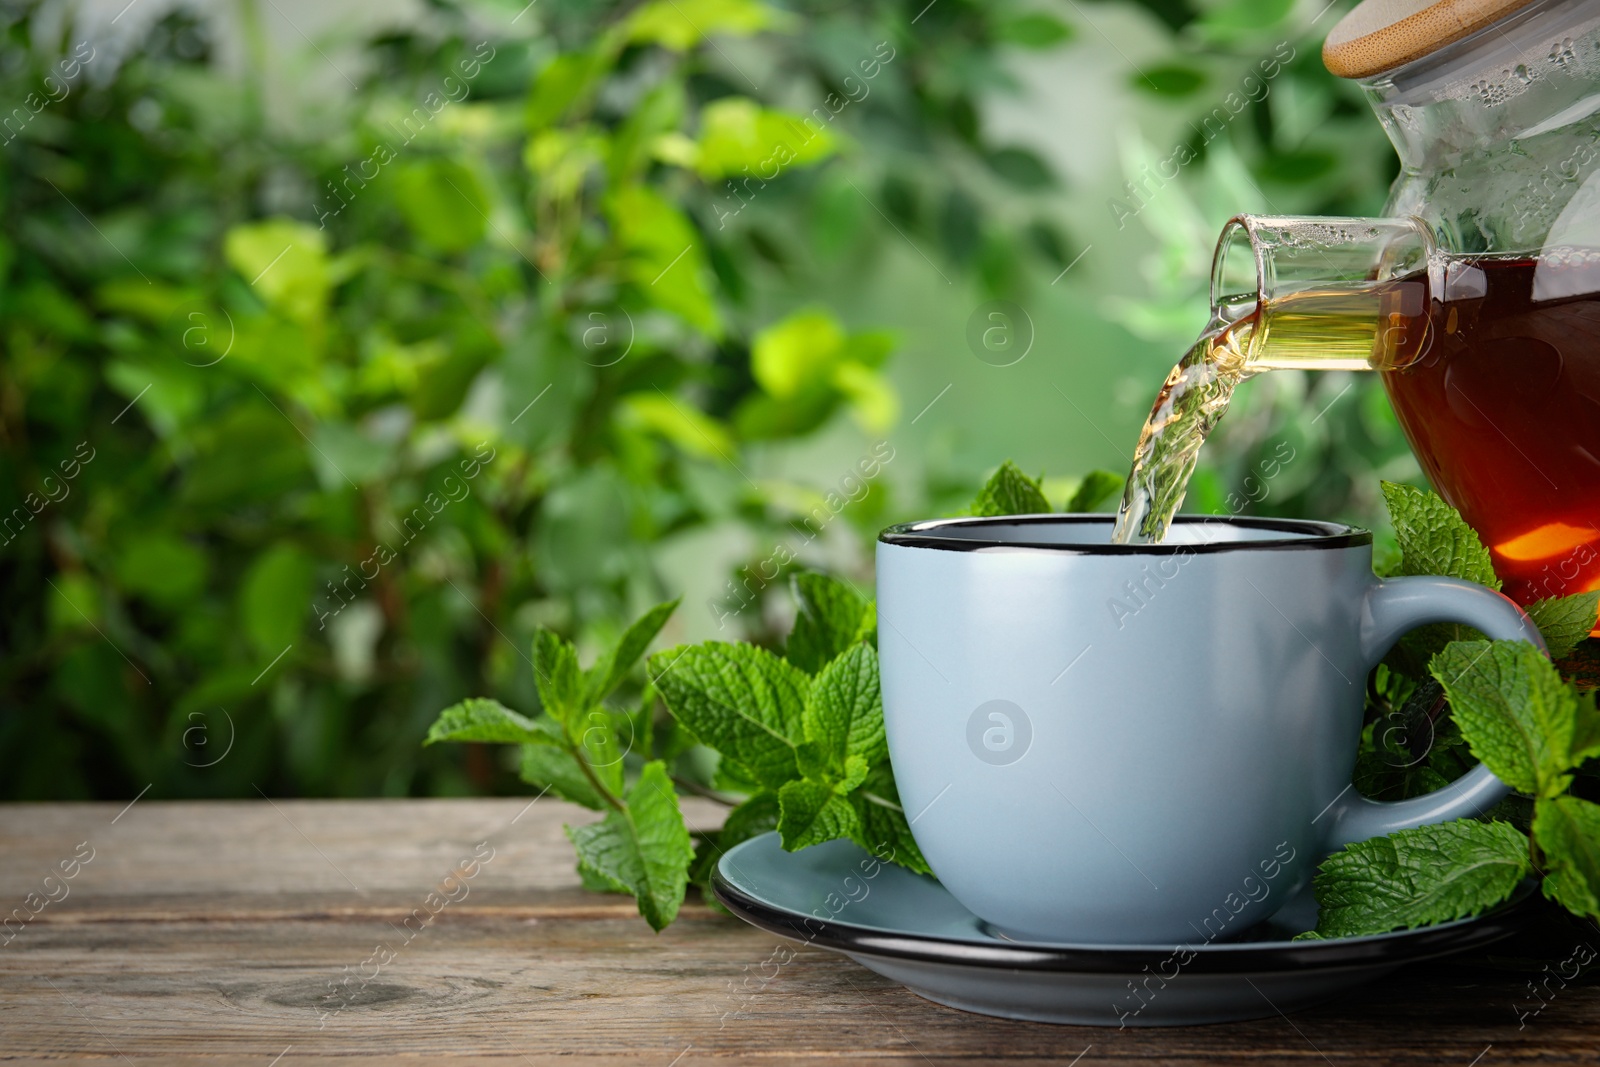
[875,515,1543,945]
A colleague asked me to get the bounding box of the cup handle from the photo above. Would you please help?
[1319,575,1546,850]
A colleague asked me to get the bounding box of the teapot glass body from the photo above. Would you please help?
[1369,0,1600,608]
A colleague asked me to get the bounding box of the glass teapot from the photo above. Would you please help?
[1210,0,1600,611]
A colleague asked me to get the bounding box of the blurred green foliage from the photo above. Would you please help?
[0,0,1414,799]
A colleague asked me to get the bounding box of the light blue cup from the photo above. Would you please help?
[876,515,1542,945]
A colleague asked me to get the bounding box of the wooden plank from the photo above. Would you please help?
[0,797,727,918]
[0,800,1596,1064]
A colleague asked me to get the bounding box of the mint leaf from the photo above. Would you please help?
[852,765,931,875]
[794,739,830,781]
[787,572,874,674]
[689,791,782,898]
[1526,591,1600,661]
[802,643,887,773]
[566,761,694,931]
[719,790,782,851]
[969,460,1050,517]
[650,642,810,787]
[586,598,680,705]
[578,861,631,894]
[1570,697,1600,768]
[777,778,862,850]
[424,698,563,746]
[570,707,626,796]
[1381,481,1499,589]
[710,754,764,795]
[1556,638,1600,691]
[1533,795,1600,920]
[534,628,585,728]
[1431,640,1581,798]
[1310,819,1530,938]
[1065,469,1124,512]
[520,743,608,810]
[838,753,869,792]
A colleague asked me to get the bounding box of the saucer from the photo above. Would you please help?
[711,833,1532,1027]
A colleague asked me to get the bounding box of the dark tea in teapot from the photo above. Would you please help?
[1384,250,1600,605]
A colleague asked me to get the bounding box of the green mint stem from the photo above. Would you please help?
[671,776,739,807]
[570,739,626,813]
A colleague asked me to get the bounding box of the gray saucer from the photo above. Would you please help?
[711,833,1531,1027]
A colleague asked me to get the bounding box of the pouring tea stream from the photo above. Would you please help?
[1112,0,1600,625]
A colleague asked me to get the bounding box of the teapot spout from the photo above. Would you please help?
[1211,214,1436,372]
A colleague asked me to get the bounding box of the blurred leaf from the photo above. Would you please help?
[526,127,605,198]
[986,147,1055,189]
[240,544,314,654]
[1259,149,1339,185]
[224,220,329,324]
[610,79,685,178]
[752,309,845,399]
[104,359,204,438]
[995,12,1073,48]
[115,533,208,608]
[620,393,736,460]
[47,572,101,633]
[526,51,606,130]
[1134,64,1206,96]
[181,406,314,513]
[308,422,390,489]
[830,361,898,433]
[1066,470,1124,512]
[1198,0,1295,36]
[609,185,718,334]
[732,389,839,441]
[939,187,981,263]
[623,0,786,51]
[394,159,490,251]
[694,97,835,179]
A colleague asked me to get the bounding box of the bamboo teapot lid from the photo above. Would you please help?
[1323,0,1545,77]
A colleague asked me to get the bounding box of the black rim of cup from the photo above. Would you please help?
[878,514,1373,555]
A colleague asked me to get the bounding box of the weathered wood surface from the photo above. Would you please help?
[1,797,1596,1064]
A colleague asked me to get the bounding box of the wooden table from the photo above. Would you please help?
[2,797,1596,1064]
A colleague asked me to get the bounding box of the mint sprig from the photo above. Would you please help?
[1364,481,1600,782]
[1065,469,1124,512]
[652,573,929,875]
[1381,481,1500,589]
[968,460,1051,516]
[1313,483,1600,936]
[565,761,695,931]
[1533,796,1600,918]
[424,697,564,747]
[425,600,688,930]
[1310,634,1600,937]
[786,571,876,673]
[1526,592,1600,661]
[422,466,1600,939]
[1430,640,1597,799]
[1305,820,1531,939]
